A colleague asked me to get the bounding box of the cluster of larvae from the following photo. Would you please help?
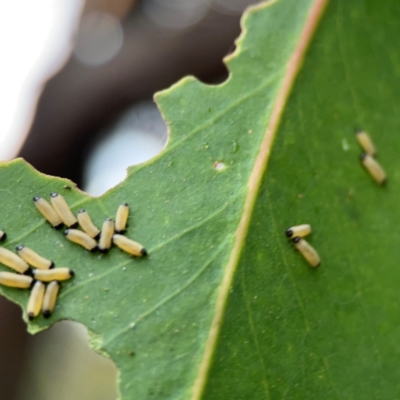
[0,232,73,319]
[357,130,386,185]
[33,193,147,256]
[286,224,320,268]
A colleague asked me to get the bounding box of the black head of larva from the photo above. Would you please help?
[63,229,69,236]
[99,247,109,254]
[28,312,35,321]
[33,196,41,202]
[292,237,301,244]
[16,245,24,251]
[69,269,75,277]
[78,209,85,213]
[0,232,6,241]
[90,246,98,253]
[24,269,33,277]
[106,218,113,222]
[49,261,55,269]
[141,248,148,257]
[360,153,367,161]
[64,185,71,190]
[285,228,293,238]
[122,202,128,206]
[55,223,64,230]
[43,310,51,318]
[50,192,59,198]
[355,128,363,134]
[70,222,79,229]
[29,279,37,289]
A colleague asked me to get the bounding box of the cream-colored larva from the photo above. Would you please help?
[16,245,54,270]
[77,209,100,239]
[50,192,78,228]
[286,224,311,238]
[27,280,45,320]
[115,203,129,234]
[64,229,98,252]
[0,230,6,242]
[42,281,60,318]
[33,196,63,229]
[356,130,376,156]
[98,218,114,253]
[113,234,147,257]
[0,247,30,274]
[361,153,387,185]
[33,268,74,282]
[292,237,320,268]
[0,272,33,289]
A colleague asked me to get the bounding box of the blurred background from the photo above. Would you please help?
[0,0,259,398]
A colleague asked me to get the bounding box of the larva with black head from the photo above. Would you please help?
[115,203,129,234]
[292,237,320,268]
[113,234,147,257]
[0,272,33,289]
[33,196,63,229]
[27,280,45,320]
[64,229,98,252]
[286,224,311,239]
[360,153,387,186]
[98,218,114,253]
[0,247,30,274]
[16,245,54,270]
[356,129,376,157]
[77,209,100,239]
[33,268,74,282]
[42,281,60,318]
[50,192,78,228]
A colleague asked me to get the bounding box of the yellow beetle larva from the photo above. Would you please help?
[0,272,33,289]
[356,129,376,156]
[27,280,45,320]
[16,245,54,270]
[33,268,74,282]
[42,281,60,318]
[286,224,311,238]
[361,153,387,185]
[77,209,100,239]
[64,229,97,252]
[33,196,63,229]
[50,192,78,228]
[98,218,114,253]
[115,203,129,234]
[113,234,147,257]
[0,230,6,241]
[0,247,30,274]
[292,237,320,268]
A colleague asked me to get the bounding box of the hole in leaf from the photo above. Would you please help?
[83,100,168,196]
[18,320,118,400]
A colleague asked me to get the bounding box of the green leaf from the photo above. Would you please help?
[2,0,399,398]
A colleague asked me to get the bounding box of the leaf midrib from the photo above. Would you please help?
[189,0,330,398]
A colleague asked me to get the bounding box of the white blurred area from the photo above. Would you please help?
[74,12,124,66]
[142,0,252,30]
[83,101,168,196]
[143,0,211,30]
[0,0,83,160]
